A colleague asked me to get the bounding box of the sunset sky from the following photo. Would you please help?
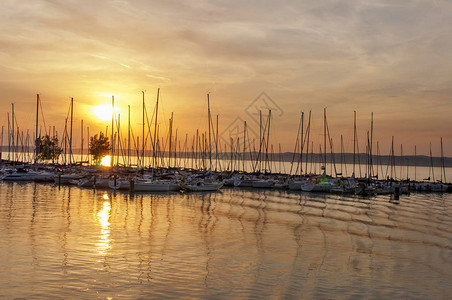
[1,0,451,156]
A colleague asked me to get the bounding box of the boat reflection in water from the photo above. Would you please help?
[0,182,451,299]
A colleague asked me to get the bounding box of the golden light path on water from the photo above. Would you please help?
[96,194,111,256]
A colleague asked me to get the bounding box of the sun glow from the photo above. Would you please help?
[92,104,120,122]
[101,155,111,167]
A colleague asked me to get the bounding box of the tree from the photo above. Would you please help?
[89,132,111,165]
[36,135,62,162]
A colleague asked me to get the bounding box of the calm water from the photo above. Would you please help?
[0,183,451,299]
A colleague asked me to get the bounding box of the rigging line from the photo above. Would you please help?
[144,103,157,152]
[59,103,72,148]
[130,127,140,167]
[253,111,270,172]
[355,125,362,178]
[290,114,302,175]
[113,113,129,166]
[384,142,392,179]
[39,98,48,136]
[325,116,338,176]
[304,111,312,175]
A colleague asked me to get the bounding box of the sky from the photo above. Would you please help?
[0,0,451,156]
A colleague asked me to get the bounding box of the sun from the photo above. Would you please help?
[100,155,111,167]
[92,104,117,122]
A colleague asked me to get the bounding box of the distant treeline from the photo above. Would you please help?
[275,153,451,168]
[1,146,450,168]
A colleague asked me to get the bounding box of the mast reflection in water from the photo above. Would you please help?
[0,182,451,299]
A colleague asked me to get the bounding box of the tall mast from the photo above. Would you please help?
[370,112,373,178]
[0,126,3,161]
[441,137,446,182]
[259,110,262,172]
[7,113,10,161]
[128,105,131,167]
[340,134,343,176]
[174,129,178,168]
[353,111,356,175]
[309,141,315,174]
[230,137,233,171]
[207,93,212,170]
[142,91,145,168]
[111,96,114,167]
[195,129,198,170]
[69,98,73,166]
[80,119,83,163]
[429,142,435,182]
[117,114,120,166]
[400,144,403,179]
[305,111,311,175]
[300,111,304,175]
[323,108,327,173]
[216,114,219,171]
[265,110,271,172]
[376,141,381,179]
[414,145,417,182]
[183,133,188,169]
[168,112,173,168]
[390,136,395,179]
[279,143,282,174]
[12,104,15,162]
[87,126,90,165]
[63,118,67,164]
[34,94,39,165]
[243,121,247,172]
[152,88,160,170]
[366,131,370,177]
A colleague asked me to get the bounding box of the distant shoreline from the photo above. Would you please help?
[0,149,450,168]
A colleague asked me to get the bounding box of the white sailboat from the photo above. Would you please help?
[251,178,276,188]
[108,178,131,190]
[181,181,223,192]
[133,178,180,192]
[53,173,83,184]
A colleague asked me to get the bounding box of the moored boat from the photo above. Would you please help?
[181,181,223,192]
[132,179,180,192]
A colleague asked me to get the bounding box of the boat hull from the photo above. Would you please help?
[182,182,223,192]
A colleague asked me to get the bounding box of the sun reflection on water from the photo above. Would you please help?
[96,196,111,256]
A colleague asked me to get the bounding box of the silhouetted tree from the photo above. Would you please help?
[36,135,62,162]
[89,132,110,165]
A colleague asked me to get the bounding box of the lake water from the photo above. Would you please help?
[0,182,451,299]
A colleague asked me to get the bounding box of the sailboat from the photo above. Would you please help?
[330,173,359,194]
[301,109,335,192]
[133,177,180,192]
[108,176,131,190]
[416,142,435,192]
[181,179,223,192]
[431,138,448,192]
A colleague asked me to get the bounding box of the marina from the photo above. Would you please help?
[0,159,450,195]
[1,94,450,196]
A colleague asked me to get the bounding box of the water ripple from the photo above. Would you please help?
[0,182,451,298]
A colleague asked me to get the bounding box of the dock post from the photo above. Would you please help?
[394,186,400,200]
[129,178,134,193]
